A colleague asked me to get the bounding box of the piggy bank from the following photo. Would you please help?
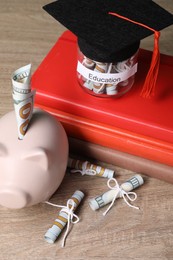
[0,109,68,209]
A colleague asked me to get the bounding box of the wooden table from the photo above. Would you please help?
[0,1,172,259]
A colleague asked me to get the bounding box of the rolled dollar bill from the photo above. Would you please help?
[93,62,111,94]
[106,84,118,95]
[44,190,84,245]
[89,174,144,211]
[68,158,114,178]
[83,57,95,69]
[12,64,36,139]
[83,80,94,90]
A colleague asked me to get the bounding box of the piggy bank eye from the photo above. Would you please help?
[0,143,8,156]
[22,147,49,170]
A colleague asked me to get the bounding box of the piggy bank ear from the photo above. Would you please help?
[22,147,49,170]
[0,143,8,156]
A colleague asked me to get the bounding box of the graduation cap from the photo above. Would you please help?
[43,0,173,98]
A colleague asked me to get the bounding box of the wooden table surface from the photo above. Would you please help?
[0,1,173,259]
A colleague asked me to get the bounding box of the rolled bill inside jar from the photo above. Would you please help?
[89,174,144,211]
[12,64,36,140]
[83,56,95,69]
[68,158,115,178]
[92,62,108,94]
[106,83,118,95]
[81,56,95,90]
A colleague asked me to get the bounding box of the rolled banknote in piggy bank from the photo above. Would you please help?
[0,109,68,209]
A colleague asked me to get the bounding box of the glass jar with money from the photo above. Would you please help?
[77,47,139,98]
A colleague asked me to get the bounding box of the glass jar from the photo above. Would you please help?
[77,47,139,98]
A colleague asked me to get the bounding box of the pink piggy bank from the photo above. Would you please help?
[0,109,68,209]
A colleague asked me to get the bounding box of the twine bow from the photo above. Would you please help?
[103,178,139,216]
[71,161,97,176]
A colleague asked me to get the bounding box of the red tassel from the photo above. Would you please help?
[109,12,161,98]
[140,31,160,98]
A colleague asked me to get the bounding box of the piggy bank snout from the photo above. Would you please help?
[0,187,30,209]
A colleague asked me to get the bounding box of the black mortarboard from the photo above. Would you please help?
[43,0,173,97]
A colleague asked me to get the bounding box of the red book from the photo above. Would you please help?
[32,31,173,169]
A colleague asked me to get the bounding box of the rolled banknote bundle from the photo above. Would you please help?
[83,56,95,69]
[92,62,108,94]
[68,158,115,178]
[44,190,84,247]
[12,64,36,140]
[89,174,144,211]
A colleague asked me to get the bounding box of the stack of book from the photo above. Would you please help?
[32,31,173,183]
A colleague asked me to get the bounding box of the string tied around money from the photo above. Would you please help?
[70,161,97,176]
[45,199,80,247]
[103,178,139,216]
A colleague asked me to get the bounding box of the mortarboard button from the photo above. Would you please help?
[43,0,173,97]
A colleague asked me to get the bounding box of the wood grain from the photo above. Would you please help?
[0,1,173,259]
